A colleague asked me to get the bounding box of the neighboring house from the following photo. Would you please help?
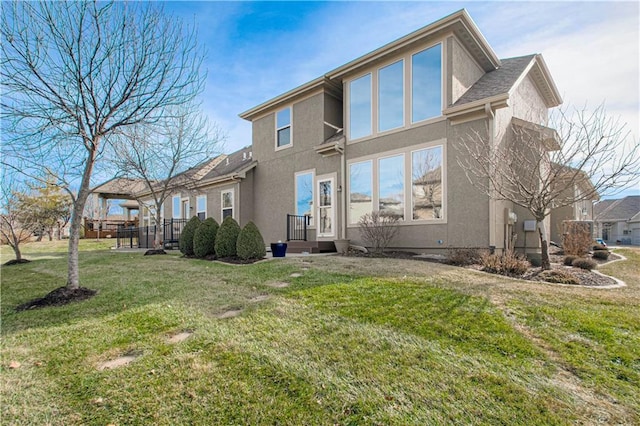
[549,164,600,244]
[594,196,640,245]
[236,9,562,254]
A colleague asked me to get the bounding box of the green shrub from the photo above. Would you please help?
[446,247,483,266]
[538,269,580,285]
[236,221,266,260]
[563,255,577,266]
[215,216,241,258]
[179,216,201,256]
[592,250,609,260]
[572,258,597,271]
[480,251,530,277]
[193,217,219,258]
[593,243,607,251]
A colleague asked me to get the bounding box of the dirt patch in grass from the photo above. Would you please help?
[16,286,97,311]
[97,351,141,370]
[249,295,270,303]
[217,309,243,319]
[4,258,32,266]
[143,249,167,256]
[265,281,290,288]
[216,256,265,265]
[166,331,193,344]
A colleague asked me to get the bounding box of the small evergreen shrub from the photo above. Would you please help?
[563,255,577,266]
[592,250,609,260]
[480,251,530,277]
[538,269,580,285]
[215,216,241,258]
[593,243,607,251]
[193,217,219,258]
[179,216,201,256]
[572,258,597,271]
[236,221,266,260]
[446,247,482,266]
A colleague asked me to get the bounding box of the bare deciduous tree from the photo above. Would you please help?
[1,1,204,288]
[0,172,33,264]
[456,104,639,269]
[357,211,401,255]
[109,105,223,251]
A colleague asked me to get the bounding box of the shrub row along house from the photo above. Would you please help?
[106,10,593,255]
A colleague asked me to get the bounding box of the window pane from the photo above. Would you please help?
[197,196,206,212]
[197,212,205,221]
[379,60,404,131]
[296,172,313,218]
[319,206,332,234]
[222,208,232,219]
[222,192,233,209]
[319,181,332,207]
[349,74,372,139]
[412,146,443,219]
[172,196,180,218]
[277,127,290,147]
[412,44,442,122]
[277,108,290,128]
[378,155,404,219]
[349,161,373,224]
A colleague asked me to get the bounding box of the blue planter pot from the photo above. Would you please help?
[271,242,287,257]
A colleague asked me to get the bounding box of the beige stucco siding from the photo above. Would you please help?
[448,36,484,106]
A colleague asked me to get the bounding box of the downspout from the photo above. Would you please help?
[485,103,497,251]
[340,141,347,240]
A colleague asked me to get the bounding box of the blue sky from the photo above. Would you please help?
[165,1,639,198]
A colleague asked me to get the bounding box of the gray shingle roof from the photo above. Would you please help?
[201,146,254,181]
[594,196,640,222]
[452,55,535,107]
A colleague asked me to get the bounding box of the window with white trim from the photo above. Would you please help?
[196,195,207,220]
[172,195,181,219]
[295,171,314,225]
[378,60,404,132]
[221,190,234,220]
[379,154,405,220]
[276,107,291,148]
[412,44,442,123]
[349,73,372,140]
[411,146,443,219]
[348,160,373,224]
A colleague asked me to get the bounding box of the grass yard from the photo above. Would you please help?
[1,242,639,425]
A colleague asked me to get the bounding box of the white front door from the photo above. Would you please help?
[317,177,335,238]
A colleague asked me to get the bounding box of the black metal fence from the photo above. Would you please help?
[286,214,309,241]
[116,218,188,249]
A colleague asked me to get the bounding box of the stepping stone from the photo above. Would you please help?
[216,309,243,319]
[290,273,303,278]
[98,355,138,370]
[166,331,192,344]
[250,295,270,302]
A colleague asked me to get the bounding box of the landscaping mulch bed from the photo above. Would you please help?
[4,258,31,266]
[143,249,167,256]
[216,256,265,265]
[16,286,97,311]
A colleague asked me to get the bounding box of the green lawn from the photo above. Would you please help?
[1,242,638,425]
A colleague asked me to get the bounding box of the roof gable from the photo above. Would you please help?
[595,196,640,221]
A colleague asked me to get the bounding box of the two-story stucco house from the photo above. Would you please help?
[229,9,561,254]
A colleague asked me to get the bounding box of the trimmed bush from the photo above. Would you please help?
[179,216,201,256]
[572,258,597,271]
[480,251,530,277]
[563,255,577,266]
[593,243,607,251]
[215,216,241,258]
[446,247,483,266]
[193,217,219,258]
[538,269,580,285]
[236,221,266,260]
[592,249,610,260]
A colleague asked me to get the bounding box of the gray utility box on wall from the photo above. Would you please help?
[523,220,537,232]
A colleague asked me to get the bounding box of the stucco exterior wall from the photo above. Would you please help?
[448,36,484,106]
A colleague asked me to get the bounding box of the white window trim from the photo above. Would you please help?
[346,40,444,143]
[172,195,181,219]
[221,189,234,220]
[181,198,190,220]
[316,174,336,238]
[275,106,293,151]
[346,139,447,227]
[294,169,315,227]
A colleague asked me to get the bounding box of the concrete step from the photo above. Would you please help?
[285,240,336,254]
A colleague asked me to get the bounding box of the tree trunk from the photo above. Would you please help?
[537,220,551,270]
[153,213,163,250]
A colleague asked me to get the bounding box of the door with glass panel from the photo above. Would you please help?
[317,177,335,237]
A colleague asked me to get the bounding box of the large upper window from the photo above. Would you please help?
[295,171,314,225]
[379,154,405,220]
[378,60,404,132]
[276,107,291,148]
[412,44,442,123]
[349,160,373,224]
[349,74,372,140]
[411,146,443,219]
[172,195,181,219]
